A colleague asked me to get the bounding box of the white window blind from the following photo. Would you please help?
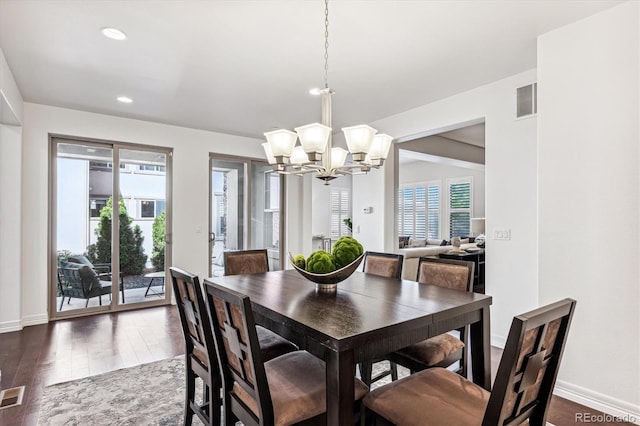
[330,189,351,238]
[448,178,472,238]
[398,181,440,240]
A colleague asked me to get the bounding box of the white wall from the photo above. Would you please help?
[538,1,639,418]
[354,69,539,347]
[311,174,351,238]
[15,102,265,328]
[399,159,486,238]
[0,48,23,332]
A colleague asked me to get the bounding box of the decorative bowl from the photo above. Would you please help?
[288,253,364,292]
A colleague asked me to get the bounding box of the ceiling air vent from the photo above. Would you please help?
[516,82,537,119]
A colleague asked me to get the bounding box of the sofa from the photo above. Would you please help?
[398,238,478,280]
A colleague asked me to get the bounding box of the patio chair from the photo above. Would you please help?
[58,265,113,308]
[363,299,577,426]
[205,281,369,426]
[66,254,125,303]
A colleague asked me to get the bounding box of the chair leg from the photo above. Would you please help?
[184,368,195,426]
[85,299,89,308]
[360,361,373,387]
[59,296,65,311]
[99,296,102,306]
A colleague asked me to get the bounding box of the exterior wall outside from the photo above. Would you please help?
[538,1,639,417]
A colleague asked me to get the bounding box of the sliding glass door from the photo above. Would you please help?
[51,137,172,318]
[210,155,284,276]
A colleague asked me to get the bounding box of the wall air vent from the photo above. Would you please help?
[516,82,537,119]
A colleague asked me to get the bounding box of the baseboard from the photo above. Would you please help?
[0,320,22,333]
[554,380,640,425]
[21,313,48,328]
[491,333,507,349]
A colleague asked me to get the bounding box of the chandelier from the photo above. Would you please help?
[262,0,393,184]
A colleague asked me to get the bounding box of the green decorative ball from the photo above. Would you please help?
[306,250,337,274]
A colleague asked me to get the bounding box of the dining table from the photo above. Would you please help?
[204,269,492,425]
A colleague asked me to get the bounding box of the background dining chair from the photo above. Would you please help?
[389,256,475,378]
[205,282,369,426]
[224,249,269,276]
[362,251,404,280]
[363,298,577,426]
[170,267,298,426]
[360,251,404,386]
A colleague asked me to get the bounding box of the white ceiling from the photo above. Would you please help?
[0,0,623,140]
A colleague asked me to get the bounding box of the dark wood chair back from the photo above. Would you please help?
[169,267,220,425]
[483,298,577,425]
[417,257,474,292]
[205,282,273,426]
[363,251,404,279]
[224,249,269,276]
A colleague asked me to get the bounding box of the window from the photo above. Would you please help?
[139,199,166,218]
[90,199,108,218]
[398,181,440,240]
[448,178,472,238]
[139,164,166,172]
[330,189,351,238]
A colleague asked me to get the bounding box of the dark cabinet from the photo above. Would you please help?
[439,250,485,293]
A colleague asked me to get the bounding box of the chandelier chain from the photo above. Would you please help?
[324,0,329,88]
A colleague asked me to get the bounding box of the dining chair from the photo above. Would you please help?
[170,267,297,426]
[362,251,404,280]
[359,251,404,386]
[389,257,475,378]
[224,249,270,276]
[363,298,577,426]
[205,282,370,426]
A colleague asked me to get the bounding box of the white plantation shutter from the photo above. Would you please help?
[398,181,440,240]
[448,178,472,238]
[427,184,440,239]
[331,189,351,238]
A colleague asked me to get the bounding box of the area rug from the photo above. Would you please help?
[37,357,186,426]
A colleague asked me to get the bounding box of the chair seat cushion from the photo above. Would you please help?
[395,333,464,366]
[256,325,297,362]
[234,351,368,426]
[363,367,489,425]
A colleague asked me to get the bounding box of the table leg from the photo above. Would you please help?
[326,348,355,425]
[470,305,491,390]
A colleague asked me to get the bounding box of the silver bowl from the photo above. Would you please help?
[288,253,364,292]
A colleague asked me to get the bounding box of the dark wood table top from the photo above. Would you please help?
[205,269,493,425]
[204,269,491,352]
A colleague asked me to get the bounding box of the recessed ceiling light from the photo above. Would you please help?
[101,27,127,41]
[117,96,133,104]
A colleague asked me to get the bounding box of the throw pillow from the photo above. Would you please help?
[440,240,449,246]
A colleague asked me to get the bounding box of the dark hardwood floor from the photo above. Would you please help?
[0,306,632,425]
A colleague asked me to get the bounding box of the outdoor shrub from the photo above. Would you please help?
[151,211,165,271]
[87,197,147,276]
